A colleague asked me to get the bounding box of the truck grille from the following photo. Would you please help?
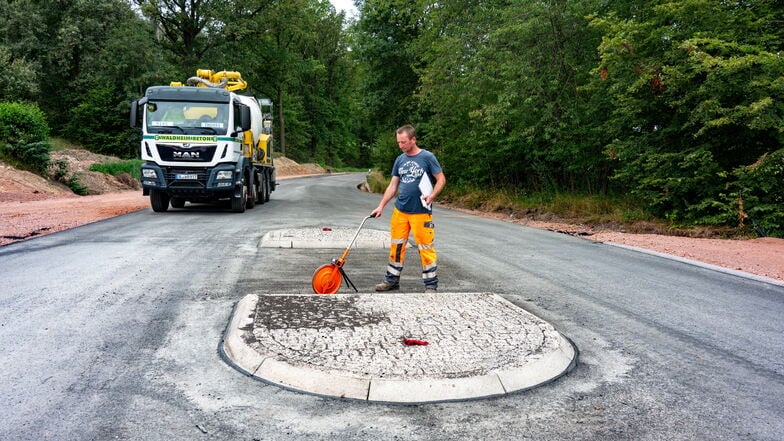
[157,143,218,162]
[164,168,209,188]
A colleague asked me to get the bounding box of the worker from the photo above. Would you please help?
[371,125,446,293]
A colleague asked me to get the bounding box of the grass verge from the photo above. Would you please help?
[50,137,83,151]
[364,173,745,238]
[89,159,143,181]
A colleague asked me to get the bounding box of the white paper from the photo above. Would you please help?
[418,175,433,209]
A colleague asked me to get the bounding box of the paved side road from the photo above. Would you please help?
[1,173,783,440]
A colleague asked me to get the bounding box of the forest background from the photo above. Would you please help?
[0,0,782,236]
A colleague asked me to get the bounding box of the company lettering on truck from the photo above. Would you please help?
[153,135,218,142]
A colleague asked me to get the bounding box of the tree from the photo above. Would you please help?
[414,0,608,191]
[590,0,784,222]
[0,46,39,102]
[221,0,360,164]
[59,4,176,158]
[133,0,224,73]
[353,0,423,168]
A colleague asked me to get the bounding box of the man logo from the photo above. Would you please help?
[173,151,200,159]
[182,143,191,149]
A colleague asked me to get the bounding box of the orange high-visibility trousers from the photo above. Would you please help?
[384,207,438,288]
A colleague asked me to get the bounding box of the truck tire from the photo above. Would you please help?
[170,197,185,208]
[150,190,170,212]
[231,181,247,213]
[246,172,256,209]
[263,174,271,202]
[256,173,267,205]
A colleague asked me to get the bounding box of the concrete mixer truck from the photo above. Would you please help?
[130,69,275,212]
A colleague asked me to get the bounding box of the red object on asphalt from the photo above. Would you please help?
[402,338,429,346]
[322,227,332,231]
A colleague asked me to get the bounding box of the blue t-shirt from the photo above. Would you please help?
[392,149,443,214]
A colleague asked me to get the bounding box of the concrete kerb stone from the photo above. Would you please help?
[221,293,577,404]
[260,227,394,249]
[222,294,265,374]
[256,358,371,400]
[368,373,506,404]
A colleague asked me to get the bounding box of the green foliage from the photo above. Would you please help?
[439,182,652,226]
[1,0,363,165]
[12,0,141,128]
[134,0,227,72]
[349,0,782,235]
[1,141,52,174]
[0,102,49,145]
[589,0,784,228]
[727,149,784,237]
[218,0,362,166]
[0,102,51,173]
[0,46,39,101]
[370,134,400,176]
[366,171,389,194]
[609,146,725,221]
[63,86,138,159]
[89,159,143,181]
[66,174,89,196]
[353,0,423,146]
[50,159,88,195]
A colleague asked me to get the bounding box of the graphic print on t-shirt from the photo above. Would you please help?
[398,160,425,184]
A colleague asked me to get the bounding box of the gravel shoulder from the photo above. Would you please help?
[2,163,782,282]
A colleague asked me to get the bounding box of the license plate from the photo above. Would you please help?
[175,173,197,180]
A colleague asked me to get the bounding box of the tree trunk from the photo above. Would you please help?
[277,88,286,157]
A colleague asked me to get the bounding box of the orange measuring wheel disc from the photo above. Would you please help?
[312,263,343,294]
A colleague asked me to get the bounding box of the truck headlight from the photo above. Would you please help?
[142,169,157,178]
[216,170,233,180]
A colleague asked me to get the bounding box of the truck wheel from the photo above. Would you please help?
[150,190,170,212]
[231,182,247,213]
[170,197,185,208]
[257,174,266,205]
[263,174,271,202]
[246,173,256,209]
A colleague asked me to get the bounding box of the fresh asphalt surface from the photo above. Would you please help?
[1,173,783,440]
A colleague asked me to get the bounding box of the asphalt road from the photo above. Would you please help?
[1,173,782,440]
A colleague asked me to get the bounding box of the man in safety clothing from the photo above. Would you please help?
[371,125,446,293]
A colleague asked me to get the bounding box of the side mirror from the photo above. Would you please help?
[240,105,252,131]
[129,97,147,129]
[130,100,138,128]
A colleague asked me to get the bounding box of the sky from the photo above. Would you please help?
[329,0,358,18]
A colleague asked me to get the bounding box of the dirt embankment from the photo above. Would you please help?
[1,151,782,283]
[0,150,326,245]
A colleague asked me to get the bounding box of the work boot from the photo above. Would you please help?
[424,287,437,294]
[374,281,399,292]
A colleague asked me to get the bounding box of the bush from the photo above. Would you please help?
[366,170,388,193]
[0,102,49,145]
[610,146,725,223]
[64,87,138,158]
[50,159,88,195]
[728,149,784,237]
[2,141,52,174]
[0,102,52,174]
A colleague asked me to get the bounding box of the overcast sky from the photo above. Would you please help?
[329,0,358,18]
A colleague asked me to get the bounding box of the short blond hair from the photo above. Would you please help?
[396,124,416,139]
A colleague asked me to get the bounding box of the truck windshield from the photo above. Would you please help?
[145,101,230,135]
